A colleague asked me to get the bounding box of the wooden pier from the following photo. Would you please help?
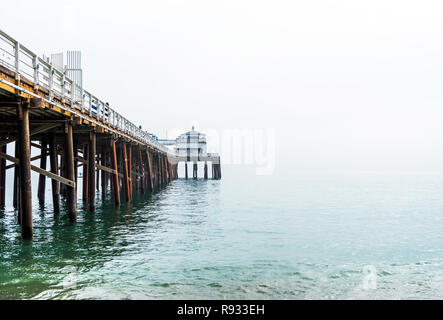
[0,29,183,239]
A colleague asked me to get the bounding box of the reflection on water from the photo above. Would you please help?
[0,179,221,299]
[0,172,443,299]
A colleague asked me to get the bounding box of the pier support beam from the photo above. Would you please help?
[163,155,168,186]
[101,145,107,197]
[157,154,161,188]
[74,139,78,187]
[37,139,47,205]
[60,152,66,197]
[104,149,109,193]
[212,162,216,180]
[138,147,144,194]
[163,156,168,186]
[96,151,100,191]
[82,144,89,201]
[128,145,133,197]
[185,162,188,179]
[17,102,32,239]
[110,140,120,207]
[167,158,172,182]
[146,150,153,192]
[158,154,162,187]
[49,134,60,214]
[0,145,6,206]
[64,122,76,221]
[88,131,96,212]
[158,155,162,187]
[13,141,19,209]
[158,154,162,188]
[193,162,198,179]
[122,143,131,202]
[153,154,156,188]
[204,161,208,179]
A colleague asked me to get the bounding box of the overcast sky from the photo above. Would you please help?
[1,0,443,174]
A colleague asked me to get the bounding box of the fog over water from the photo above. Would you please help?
[0,1,443,300]
[1,0,443,174]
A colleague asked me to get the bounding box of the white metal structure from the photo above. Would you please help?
[175,126,208,158]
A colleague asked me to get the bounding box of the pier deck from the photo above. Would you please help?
[0,29,179,239]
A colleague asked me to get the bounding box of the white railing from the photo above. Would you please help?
[0,29,172,155]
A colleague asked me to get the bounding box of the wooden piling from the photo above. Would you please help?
[110,140,120,207]
[104,149,109,192]
[167,158,172,182]
[60,152,66,197]
[164,156,169,186]
[122,143,131,202]
[185,161,188,179]
[101,145,106,197]
[150,152,155,189]
[163,155,167,186]
[0,145,6,206]
[96,149,100,191]
[159,154,163,187]
[73,139,78,186]
[138,147,144,194]
[13,141,19,209]
[96,160,99,191]
[204,162,208,179]
[88,131,96,212]
[212,161,215,179]
[49,134,60,214]
[158,154,162,187]
[82,143,89,201]
[193,162,198,179]
[157,154,161,187]
[17,102,32,239]
[117,142,122,190]
[37,139,47,205]
[128,145,133,197]
[155,153,163,189]
[64,122,76,221]
[158,154,162,188]
[165,157,169,183]
[82,144,88,200]
[146,150,154,192]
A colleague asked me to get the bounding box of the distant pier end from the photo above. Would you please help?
[158,126,221,180]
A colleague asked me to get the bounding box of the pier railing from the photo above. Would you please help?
[0,29,171,154]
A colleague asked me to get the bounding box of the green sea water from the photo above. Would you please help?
[0,168,442,299]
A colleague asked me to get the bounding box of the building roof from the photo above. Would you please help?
[178,126,206,137]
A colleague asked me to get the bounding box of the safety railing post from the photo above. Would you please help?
[70,80,75,107]
[89,94,92,116]
[14,41,20,81]
[97,101,101,121]
[33,54,39,90]
[61,73,66,103]
[49,65,54,100]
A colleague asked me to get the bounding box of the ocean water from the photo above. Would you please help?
[0,167,442,299]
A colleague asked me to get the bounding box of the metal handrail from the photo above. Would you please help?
[0,29,172,155]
